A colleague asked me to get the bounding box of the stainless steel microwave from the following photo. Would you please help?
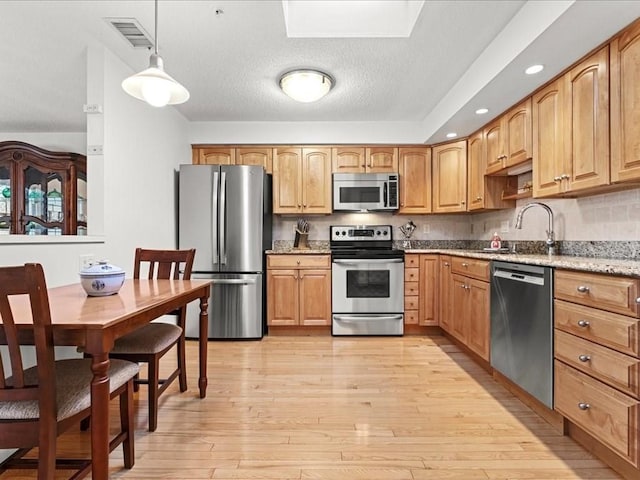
[332,173,399,211]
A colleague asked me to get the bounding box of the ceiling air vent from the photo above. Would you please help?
[105,17,153,49]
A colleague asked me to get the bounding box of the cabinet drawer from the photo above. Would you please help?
[405,268,420,283]
[405,255,420,268]
[451,256,489,281]
[554,360,639,465]
[405,310,419,325]
[555,300,640,356]
[267,254,330,269]
[405,281,420,297]
[555,329,640,398]
[405,296,419,311]
[555,270,640,317]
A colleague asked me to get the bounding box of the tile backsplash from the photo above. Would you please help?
[273,188,640,245]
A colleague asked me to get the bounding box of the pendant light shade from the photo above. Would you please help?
[122,0,189,107]
[279,69,333,103]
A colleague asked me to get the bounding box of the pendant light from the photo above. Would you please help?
[122,0,189,107]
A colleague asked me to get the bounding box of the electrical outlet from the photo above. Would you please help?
[422,223,430,234]
[79,254,95,271]
[500,220,509,233]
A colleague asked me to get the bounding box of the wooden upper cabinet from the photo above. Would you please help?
[564,46,610,192]
[533,78,567,197]
[366,147,398,173]
[468,131,486,210]
[236,147,273,173]
[398,147,431,214]
[273,148,303,214]
[611,18,640,183]
[484,99,532,174]
[504,99,532,168]
[432,140,467,213]
[332,146,398,173]
[533,46,610,197]
[193,147,235,165]
[332,147,366,173]
[301,147,332,214]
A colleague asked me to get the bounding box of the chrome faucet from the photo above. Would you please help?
[515,202,556,255]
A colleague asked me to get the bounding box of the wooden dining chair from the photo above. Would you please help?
[0,263,139,479]
[108,247,196,432]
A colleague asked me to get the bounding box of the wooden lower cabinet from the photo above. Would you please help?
[438,255,454,333]
[554,268,640,473]
[405,254,438,327]
[267,255,331,327]
[443,256,490,361]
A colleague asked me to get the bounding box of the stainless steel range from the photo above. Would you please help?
[330,225,404,336]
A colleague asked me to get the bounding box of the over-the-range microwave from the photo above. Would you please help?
[332,173,399,212]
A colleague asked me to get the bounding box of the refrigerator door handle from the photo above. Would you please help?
[211,170,219,266]
[213,278,257,285]
[220,171,227,265]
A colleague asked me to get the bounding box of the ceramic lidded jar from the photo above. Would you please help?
[79,260,125,296]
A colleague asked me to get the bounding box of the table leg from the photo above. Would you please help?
[89,352,110,480]
[198,290,209,398]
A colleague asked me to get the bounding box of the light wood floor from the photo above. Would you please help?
[4,335,622,479]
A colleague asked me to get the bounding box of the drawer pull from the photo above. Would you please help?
[461,262,469,267]
[577,319,590,328]
[578,354,591,362]
[444,262,450,267]
[636,297,640,304]
[576,285,590,293]
[578,402,590,411]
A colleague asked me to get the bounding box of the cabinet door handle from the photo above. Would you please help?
[553,176,562,182]
[578,354,591,362]
[444,262,450,267]
[461,262,468,267]
[636,297,640,304]
[561,174,570,180]
[577,319,590,328]
[576,285,589,293]
[459,284,467,289]
[578,402,590,410]
[461,200,466,205]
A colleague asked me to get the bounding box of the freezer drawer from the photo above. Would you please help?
[185,273,263,339]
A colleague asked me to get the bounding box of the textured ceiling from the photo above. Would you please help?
[1,1,639,144]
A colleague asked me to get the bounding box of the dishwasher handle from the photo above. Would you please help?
[493,268,545,286]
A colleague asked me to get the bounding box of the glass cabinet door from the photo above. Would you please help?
[22,165,65,235]
[0,165,11,234]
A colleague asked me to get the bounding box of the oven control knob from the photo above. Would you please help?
[383,231,388,235]
[342,230,347,236]
[376,230,381,236]
[335,231,341,236]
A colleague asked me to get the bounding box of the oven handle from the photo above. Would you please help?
[332,258,404,265]
[333,315,404,322]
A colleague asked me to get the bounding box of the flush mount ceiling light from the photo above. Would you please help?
[122,0,189,107]
[525,64,545,75]
[446,132,458,139]
[475,108,489,115]
[279,69,334,103]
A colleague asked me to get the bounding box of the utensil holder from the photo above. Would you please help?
[294,229,310,250]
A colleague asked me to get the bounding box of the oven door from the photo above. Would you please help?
[331,257,404,313]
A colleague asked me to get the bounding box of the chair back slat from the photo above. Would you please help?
[0,264,55,406]
[133,248,196,281]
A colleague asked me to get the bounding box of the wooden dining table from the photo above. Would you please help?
[6,278,212,480]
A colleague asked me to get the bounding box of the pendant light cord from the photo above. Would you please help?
[154,0,159,55]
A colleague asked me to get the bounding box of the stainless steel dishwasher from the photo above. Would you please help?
[490,261,553,408]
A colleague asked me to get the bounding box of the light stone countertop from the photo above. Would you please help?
[266,246,640,277]
[406,249,640,277]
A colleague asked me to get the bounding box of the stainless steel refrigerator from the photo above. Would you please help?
[179,164,272,339]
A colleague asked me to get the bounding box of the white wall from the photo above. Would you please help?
[0,49,189,287]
